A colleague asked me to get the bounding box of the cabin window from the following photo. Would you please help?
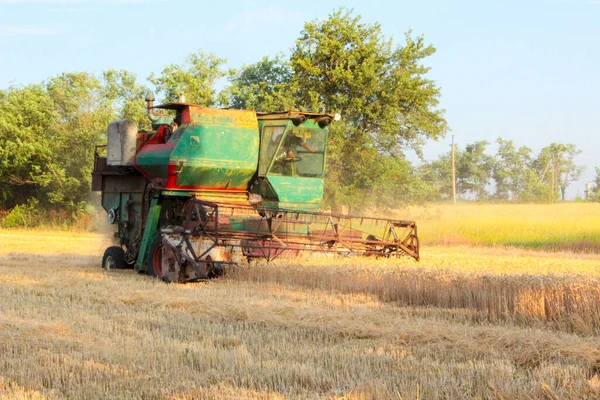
[258,125,286,176]
[268,126,327,178]
[167,124,189,143]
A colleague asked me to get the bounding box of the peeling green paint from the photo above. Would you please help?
[172,121,259,189]
[265,176,323,212]
[135,108,259,192]
[135,195,161,272]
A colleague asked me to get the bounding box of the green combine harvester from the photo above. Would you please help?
[92,93,419,282]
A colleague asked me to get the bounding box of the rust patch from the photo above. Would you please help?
[189,106,258,130]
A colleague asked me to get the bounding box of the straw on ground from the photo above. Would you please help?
[1,228,600,399]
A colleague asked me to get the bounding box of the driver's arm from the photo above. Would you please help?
[301,142,316,153]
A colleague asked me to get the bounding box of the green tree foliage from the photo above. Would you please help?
[455,141,494,200]
[149,50,227,106]
[492,138,533,201]
[44,72,113,208]
[421,141,493,202]
[288,8,447,210]
[224,55,295,111]
[290,9,446,149]
[533,143,583,201]
[0,70,147,217]
[418,152,454,201]
[518,169,551,203]
[588,167,600,201]
[421,140,583,203]
[0,84,57,208]
[101,69,149,128]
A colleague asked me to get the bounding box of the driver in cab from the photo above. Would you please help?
[272,131,316,175]
[276,133,315,161]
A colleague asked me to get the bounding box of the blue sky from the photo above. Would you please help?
[1,0,598,198]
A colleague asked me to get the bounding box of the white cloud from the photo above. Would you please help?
[0,24,66,36]
[225,4,305,33]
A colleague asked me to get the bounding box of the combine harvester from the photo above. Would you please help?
[92,93,419,282]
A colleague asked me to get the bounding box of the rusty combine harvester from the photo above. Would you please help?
[92,93,419,282]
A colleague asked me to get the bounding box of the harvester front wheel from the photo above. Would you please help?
[146,234,163,278]
[204,256,225,278]
[102,246,126,271]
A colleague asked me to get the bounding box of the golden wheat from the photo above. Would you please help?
[229,256,600,336]
[1,230,600,399]
[391,203,600,252]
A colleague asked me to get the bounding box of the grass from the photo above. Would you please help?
[390,202,600,252]
[1,224,600,399]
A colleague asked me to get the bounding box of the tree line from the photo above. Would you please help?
[0,8,591,227]
[418,139,584,202]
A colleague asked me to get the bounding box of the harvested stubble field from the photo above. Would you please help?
[1,206,600,399]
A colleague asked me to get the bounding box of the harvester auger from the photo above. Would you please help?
[92,93,419,282]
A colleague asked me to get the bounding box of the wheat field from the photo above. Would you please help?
[1,203,600,399]
[392,202,600,252]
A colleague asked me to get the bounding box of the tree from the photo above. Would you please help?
[101,69,149,129]
[519,169,551,203]
[42,72,113,208]
[492,138,533,201]
[224,55,295,111]
[533,143,583,201]
[588,167,600,201]
[291,8,446,151]
[289,8,447,210]
[423,141,493,201]
[420,152,455,201]
[149,50,227,106]
[0,70,148,215]
[455,141,493,200]
[0,84,57,208]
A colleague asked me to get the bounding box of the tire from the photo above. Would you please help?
[102,246,126,271]
[210,264,225,278]
[146,234,163,278]
[124,251,137,269]
[208,257,225,278]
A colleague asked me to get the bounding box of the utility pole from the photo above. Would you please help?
[585,182,593,200]
[550,155,555,202]
[540,155,556,202]
[451,135,456,205]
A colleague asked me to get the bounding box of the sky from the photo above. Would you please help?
[1,0,598,199]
